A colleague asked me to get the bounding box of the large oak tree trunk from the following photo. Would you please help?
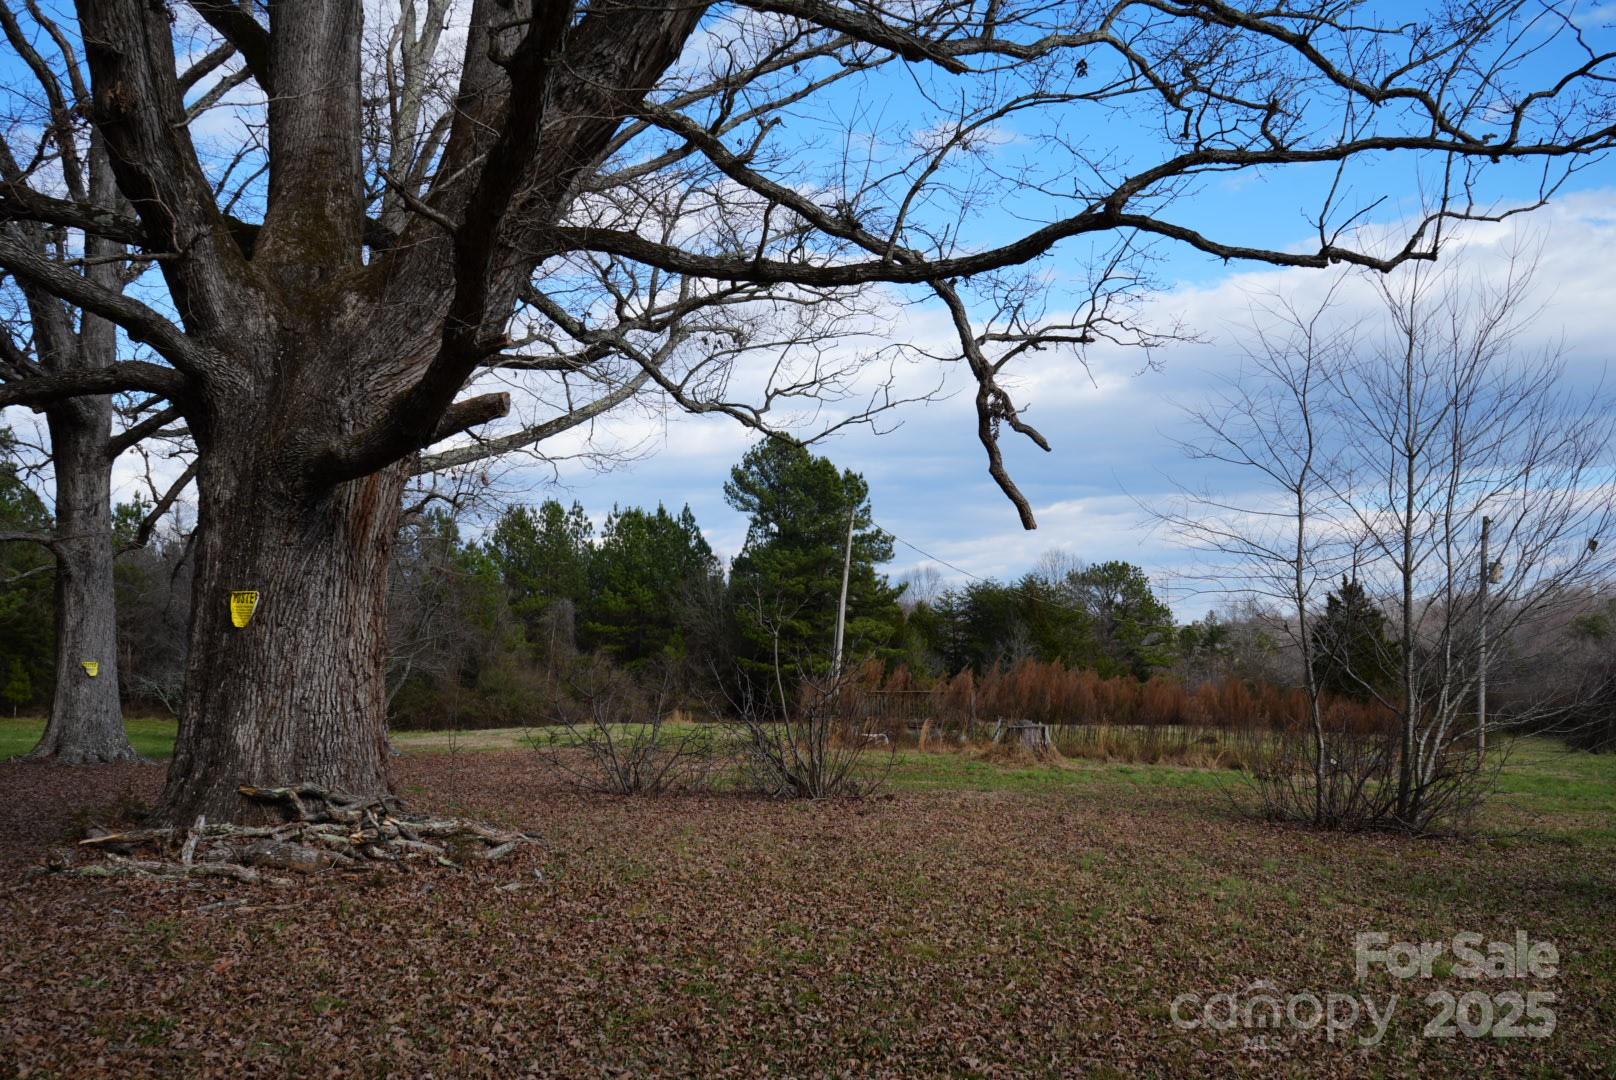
[23,399,137,764]
[154,443,407,825]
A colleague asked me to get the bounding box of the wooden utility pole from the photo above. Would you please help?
[1478,515,1491,760]
[832,506,856,678]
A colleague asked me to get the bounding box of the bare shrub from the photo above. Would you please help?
[726,666,895,799]
[1245,728,1498,834]
[531,660,723,795]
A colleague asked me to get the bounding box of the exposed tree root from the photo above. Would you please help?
[55,784,542,884]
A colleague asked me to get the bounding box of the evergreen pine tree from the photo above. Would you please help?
[724,440,903,690]
[1311,577,1397,701]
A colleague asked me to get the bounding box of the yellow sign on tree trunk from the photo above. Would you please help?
[230,590,260,629]
[80,661,99,678]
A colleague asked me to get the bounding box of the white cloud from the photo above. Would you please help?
[519,189,1616,617]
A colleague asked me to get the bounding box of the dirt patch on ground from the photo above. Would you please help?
[2,752,1612,1077]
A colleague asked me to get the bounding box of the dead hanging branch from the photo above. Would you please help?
[57,784,543,884]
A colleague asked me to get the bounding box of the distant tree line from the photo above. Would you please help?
[384,439,912,726]
[903,559,1179,682]
[0,424,1452,726]
[5,427,1612,753]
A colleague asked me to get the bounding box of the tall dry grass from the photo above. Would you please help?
[841,658,1395,759]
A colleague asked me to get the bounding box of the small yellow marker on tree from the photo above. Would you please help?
[80,661,99,678]
[229,590,260,628]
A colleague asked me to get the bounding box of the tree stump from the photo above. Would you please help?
[1006,721,1052,754]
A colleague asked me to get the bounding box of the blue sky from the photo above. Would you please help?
[487,3,1616,616]
[497,188,1616,619]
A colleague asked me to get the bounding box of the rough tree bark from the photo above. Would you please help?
[16,140,138,764]
[87,0,705,824]
[162,452,406,822]
[24,395,133,763]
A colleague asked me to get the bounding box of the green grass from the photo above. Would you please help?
[0,717,719,760]
[877,739,1616,847]
[883,748,1229,794]
[391,720,716,754]
[0,715,176,761]
[1491,738,1616,809]
[1482,737,1616,845]
[4,714,1610,845]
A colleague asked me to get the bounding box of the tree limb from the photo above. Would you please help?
[107,403,186,460]
[0,231,212,380]
[734,0,969,73]
[187,0,273,95]
[414,373,650,474]
[129,458,199,550]
[0,362,188,409]
[0,529,55,549]
[0,182,149,246]
[432,392,513,445]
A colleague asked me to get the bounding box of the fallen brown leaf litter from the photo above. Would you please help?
[1,752,1612,1078]
[49,783,541,886]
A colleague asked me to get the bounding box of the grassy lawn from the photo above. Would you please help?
[4,714,1610,846]
[390,720,716,754]
[886,747,1235,795]
[0,717,715,760]
[0,715,178,761]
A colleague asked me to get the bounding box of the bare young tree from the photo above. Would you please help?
[1328,247,1616,828]
[0,0,1612,822]
[711,589,896,797]
[726,665,897,798]
[1164,280,1355,824]
[1171,245,1616,832]
[530,659,723,795]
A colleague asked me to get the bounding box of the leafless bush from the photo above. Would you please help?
[1245,728,1497,834]
[725,665,895,800]
[531,660,722,795]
